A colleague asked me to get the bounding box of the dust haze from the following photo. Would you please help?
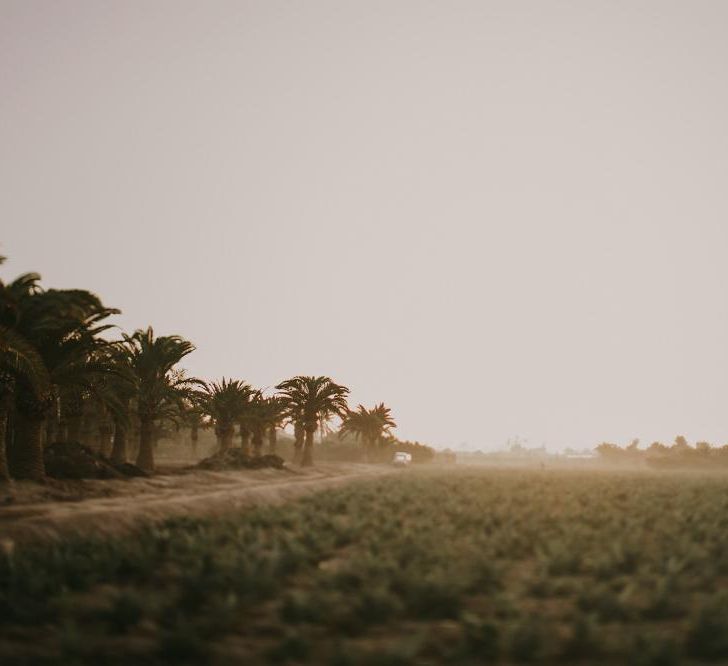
[3,1,728,449]
[3,2,728,664]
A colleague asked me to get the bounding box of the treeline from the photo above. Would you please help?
[301,433,435,464]
[596,436,728,469]
[0,255,433,482]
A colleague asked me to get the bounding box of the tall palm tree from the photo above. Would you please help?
[0,256,51,480]
[340,403,396,461]
[0,265,48,480]
[276,376,349,467]
[199,379,252,452]
[96,345,137,465]
[280,399,305,465]
[0,325,49,481]
[1,270,119,479]
[123,327,201,472]
[368,403,396,446]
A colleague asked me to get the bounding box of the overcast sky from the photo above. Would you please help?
[2,1,727,450]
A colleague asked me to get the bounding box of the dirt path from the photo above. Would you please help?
[0,463,394,545]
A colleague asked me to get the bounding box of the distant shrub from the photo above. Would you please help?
[596,437,728,470]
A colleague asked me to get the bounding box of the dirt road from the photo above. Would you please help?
[0,463,394,545]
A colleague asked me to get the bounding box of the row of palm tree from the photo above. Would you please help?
[0,255,398,481]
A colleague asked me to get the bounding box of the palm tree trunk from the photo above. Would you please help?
[110,416,127,464]
[45,417,57,447]
[190,423,198,458]
[130,416,140,460]
[239,425,251,455]
[97,415,113,457]
[85,413,100,453]
[252,426,263,457]
[45,394,59,446]
[67,414,83,444]
[136,416,155,472]
[365,436,374,463]
[12,415,45,481]
[267,426,277,455]
[293,423,304,465]
[301,427,315,467]
[219,424,234,453]
[0,399,10,482]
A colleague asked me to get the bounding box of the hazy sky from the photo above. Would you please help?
[2,1,728,450]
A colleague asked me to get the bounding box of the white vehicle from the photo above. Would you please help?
[392,451,412,466]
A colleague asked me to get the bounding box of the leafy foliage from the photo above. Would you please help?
[276,376,350,465]
[340,403,396,459]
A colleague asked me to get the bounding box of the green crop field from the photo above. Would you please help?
[3,468,728,664]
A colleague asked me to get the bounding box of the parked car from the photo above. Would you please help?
[392,451,412,466]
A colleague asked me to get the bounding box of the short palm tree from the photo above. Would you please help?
[245,392,268,457]
[235,387,259,454]
[262,395,287,455]
[244,392,286,457]
[276,376,349,466]
[181,397,206,459]
[200,379,253,452]
[340,403,396,461]
[123,327,201,472]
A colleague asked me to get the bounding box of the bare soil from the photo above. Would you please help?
[0,463,394,545]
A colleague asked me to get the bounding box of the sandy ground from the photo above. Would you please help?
[0,463,394,546]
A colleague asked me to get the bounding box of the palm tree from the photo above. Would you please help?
[0,265,48,480]
[181,398,206,459]
[246,391,267,457]
[0,325,50,481]
[123,327,201,472]
[340,403,396,461]
[235,387,258,455]
[368,403,396,446]
[99,346,137,465]
[276,376,349,467]
[1,270,120,479]
[0,257,52,480]
[199,379,253,452]
[244,392,287,457]
[262,395,287,455]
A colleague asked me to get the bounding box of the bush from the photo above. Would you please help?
[196,449,285,471]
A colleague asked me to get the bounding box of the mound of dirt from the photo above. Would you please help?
[44,442,149,480]
[196,449,285,471]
